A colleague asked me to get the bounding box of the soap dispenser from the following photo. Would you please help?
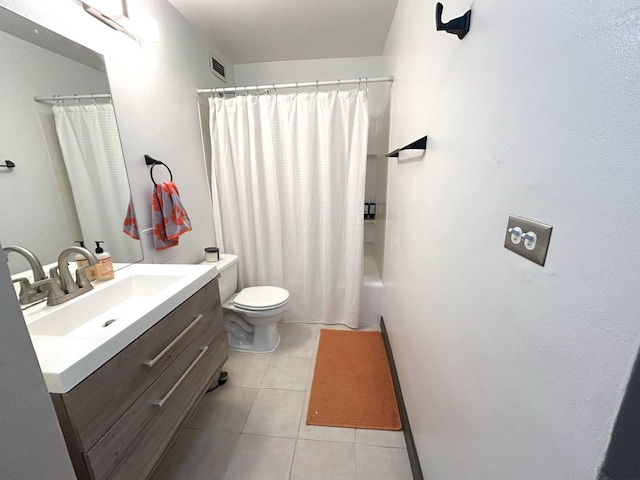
[75,241,96,281]
[94,241,114,281]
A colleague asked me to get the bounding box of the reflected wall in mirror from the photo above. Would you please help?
[0,6,143,274]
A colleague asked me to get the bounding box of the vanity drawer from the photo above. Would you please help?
[100,327,228,480]
[57,278,221,451]
[86,313,225,480]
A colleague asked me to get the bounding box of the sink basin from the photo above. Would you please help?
[27,274,185,338]
[24,263,218,393]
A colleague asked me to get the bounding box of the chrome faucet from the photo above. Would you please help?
[3,245,49,305]
[52,246,99,305]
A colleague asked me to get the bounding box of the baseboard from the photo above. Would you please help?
[381,316,424,480]
[599,343,640,480]
[597,469,614,480]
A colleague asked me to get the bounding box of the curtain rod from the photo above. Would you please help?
[33,93,112,103]
[197,76,394,95]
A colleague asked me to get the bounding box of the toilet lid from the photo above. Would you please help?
[233,286,290,311]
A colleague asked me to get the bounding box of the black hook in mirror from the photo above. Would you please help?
[435,3,471,40]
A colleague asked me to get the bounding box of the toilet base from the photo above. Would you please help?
[226,320,280,353]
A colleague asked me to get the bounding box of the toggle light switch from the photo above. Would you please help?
[508,226,523,244]
[503,215,553,266]
[522,231,537,250]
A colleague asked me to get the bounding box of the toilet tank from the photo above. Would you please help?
[216,254,239,303]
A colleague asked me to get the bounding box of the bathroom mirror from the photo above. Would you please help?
[0,6,143,275]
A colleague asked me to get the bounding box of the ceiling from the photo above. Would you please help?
[167,0,399,65]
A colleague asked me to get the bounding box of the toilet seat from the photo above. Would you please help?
[233,286,289,311]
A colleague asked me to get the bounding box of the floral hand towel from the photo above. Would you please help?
[152,181,192,250]
[122,201,140,239]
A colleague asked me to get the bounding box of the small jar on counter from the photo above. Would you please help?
[204,247,220,263]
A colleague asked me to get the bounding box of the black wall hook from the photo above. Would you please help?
[435,2,471,40]
[0,160,15,169]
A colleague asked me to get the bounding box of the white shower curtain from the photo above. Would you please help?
[53,103,139,262]
[209,90,368,327]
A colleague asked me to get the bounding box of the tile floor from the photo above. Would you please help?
[151,322,413,480]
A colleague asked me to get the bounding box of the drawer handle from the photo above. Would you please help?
[153,346,208,408]
[143,314,204,367]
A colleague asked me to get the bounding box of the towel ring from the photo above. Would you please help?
[145,155,173,186]
[150,162,173,186]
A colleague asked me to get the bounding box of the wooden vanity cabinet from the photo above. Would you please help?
[51,277,227,480]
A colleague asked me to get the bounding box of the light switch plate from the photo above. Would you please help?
[504,215,553,266]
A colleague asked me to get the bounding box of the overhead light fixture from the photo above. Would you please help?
[82,0,128,31]
[82,0,159,42]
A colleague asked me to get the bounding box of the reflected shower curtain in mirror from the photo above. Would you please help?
[209,90,368,327]
[53,103,139,262]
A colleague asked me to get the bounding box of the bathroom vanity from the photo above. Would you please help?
[21,264,227,480]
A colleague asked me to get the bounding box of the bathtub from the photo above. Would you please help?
[359,255,383,327]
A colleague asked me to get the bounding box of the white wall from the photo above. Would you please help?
[0,242,76,480]
[0,0,234,265]
[0,29,108,272]
[383,1,640,479]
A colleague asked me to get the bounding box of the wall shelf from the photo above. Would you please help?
[386,135,428,158]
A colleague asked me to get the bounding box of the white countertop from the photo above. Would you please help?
[21,263,218,393]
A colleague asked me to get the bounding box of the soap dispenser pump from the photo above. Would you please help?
[94,241,114,281]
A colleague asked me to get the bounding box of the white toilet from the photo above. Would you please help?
[215,254,289,352]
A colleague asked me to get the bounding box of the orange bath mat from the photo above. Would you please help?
[306,329,402,430]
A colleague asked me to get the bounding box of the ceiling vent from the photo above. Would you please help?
[209,55,226,82]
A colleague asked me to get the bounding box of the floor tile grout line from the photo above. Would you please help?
[297,358,309,440]
[258,386,309,392]
[296,437,367,447]
[288,438,299,480]
[355,441,359,480]
[220,429,242,480]
[236,431,300,440]
[237,386,259,436]
[357,443,410,451]
[255,354,273,388]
